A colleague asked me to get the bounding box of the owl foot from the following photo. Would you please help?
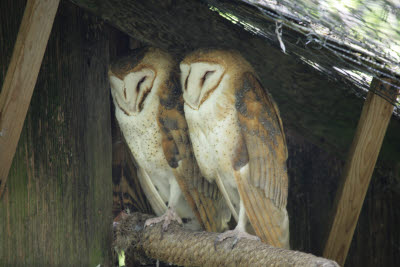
[144,207,183,231]
[214,228,260,249]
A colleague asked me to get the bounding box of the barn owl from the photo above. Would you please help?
[181,49,290,248]
[108,47,230,232]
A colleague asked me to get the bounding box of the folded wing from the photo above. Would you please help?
[158,73,230,232]
[234,72,289,248]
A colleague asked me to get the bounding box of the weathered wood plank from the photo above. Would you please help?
[323,78,399,265]
[286,130,400,267]
[0,0,60,198]
[0,1,119,265]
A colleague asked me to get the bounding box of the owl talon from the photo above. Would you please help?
[144,207,183,231]
[214,228,260,249]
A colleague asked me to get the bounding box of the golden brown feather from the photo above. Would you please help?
[233,72,288,247]
[181,49,289,248]
[157,71,230,232]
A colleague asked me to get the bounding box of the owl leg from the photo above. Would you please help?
[214,199,260,249]
[144,179,183,231]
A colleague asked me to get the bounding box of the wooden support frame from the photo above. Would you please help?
[0,0,59,198]
[323,78,399,265]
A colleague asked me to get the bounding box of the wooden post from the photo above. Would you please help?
[0,1,117,265]
[323,78,399,265]
[0,0,59,198]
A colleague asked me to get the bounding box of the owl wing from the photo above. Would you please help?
[158,74,230,232]
[234,72,289,248]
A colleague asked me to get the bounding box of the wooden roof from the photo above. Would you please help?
[71,0,400,162]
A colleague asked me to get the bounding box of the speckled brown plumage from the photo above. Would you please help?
[157,69,230,232]
[109,47,230,232]
[182,48,290,248]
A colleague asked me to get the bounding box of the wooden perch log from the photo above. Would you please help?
[114,212,339,267]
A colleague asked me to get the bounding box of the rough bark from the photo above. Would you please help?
[114,212,339,267]
[69,0,400,163]
[0,1,123,265]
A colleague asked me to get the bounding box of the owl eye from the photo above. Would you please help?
[200,70,215,87]
[138,87,151,111]
[184,69,191,91]
[136,76,146,92]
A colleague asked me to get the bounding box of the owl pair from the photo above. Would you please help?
[109,48,289,249]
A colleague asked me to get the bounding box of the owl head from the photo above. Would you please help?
[109,47,175,116]
[180,49,255,110]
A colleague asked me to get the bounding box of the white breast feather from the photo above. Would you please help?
[185,78,242,213]
[114,78,198,228]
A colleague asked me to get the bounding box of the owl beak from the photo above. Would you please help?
[184,95,200,110]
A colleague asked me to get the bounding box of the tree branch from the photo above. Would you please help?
[114,212,339,267]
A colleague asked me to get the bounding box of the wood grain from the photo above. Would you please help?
[0,1,120,265]
[0,0,60,198]
[323,78,399,266]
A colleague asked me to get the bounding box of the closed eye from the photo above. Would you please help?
[137,76,146,92]
[137,75,152,112]
[138,87,151,111]
[200,70,215,87]
[184,68,191,91]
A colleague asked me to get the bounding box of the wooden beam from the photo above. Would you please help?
[323,78,399,265]
[0,0,59,198]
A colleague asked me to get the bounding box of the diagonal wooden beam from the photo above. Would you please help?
[0,0,60,199]
[323,78,399,265]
